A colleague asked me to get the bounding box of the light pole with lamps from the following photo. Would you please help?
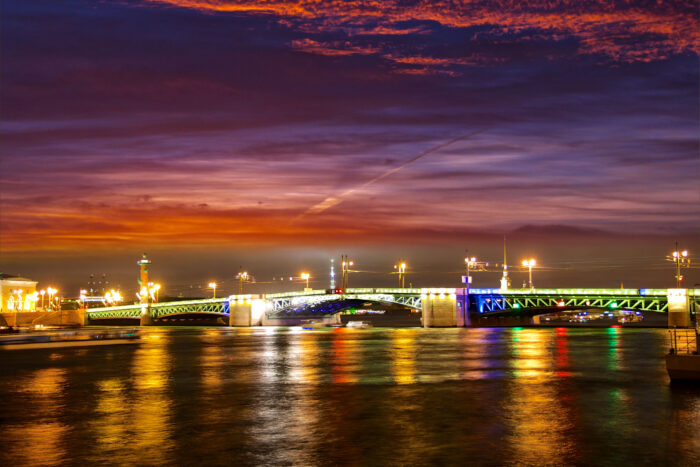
[47,287,58,311]
[522,259,536,289]
[237,271,249,294]
[208,282,217,298]
[301,272,310,291]
[668,244,690,288]
[394,262,406,288]
[341,255,354,290]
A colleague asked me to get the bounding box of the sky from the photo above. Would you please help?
[0,0,698,295]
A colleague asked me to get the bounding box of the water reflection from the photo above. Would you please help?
[90,377,129,459]
[505,329,578,464]
[3,367,68,466]
[555,327,573,378]
[331,329,361,384]
[607,326,624,371]
[459,327,507,379]
[1,327,699,466]
[390,329,417,384]
[127,331,174,464]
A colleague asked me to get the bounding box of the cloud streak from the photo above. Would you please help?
[303,129,488,215]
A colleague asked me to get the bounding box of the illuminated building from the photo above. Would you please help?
[0,273,38,313]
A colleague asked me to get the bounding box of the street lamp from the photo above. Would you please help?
[208,282,217,298]
[394,262,407,288]
[39,289,46,310]
[237,270,249,294]
[465,256,478,283]
[301,272,310,290]
[522,259,536,289]
[47,287,57,311]
[341,255,354,290]
[105,289,123,306]
[668,244,690,288]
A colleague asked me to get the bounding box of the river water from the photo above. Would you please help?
[1,327,698,466]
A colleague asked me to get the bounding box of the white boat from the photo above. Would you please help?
[301,321,326,330]
[346,321,373,329]
[0,330,140,350]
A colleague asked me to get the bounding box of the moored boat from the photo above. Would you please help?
[346,320,372,329]
[0,329,140,350]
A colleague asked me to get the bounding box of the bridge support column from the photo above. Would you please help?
[229,295,265,326]
[667,289,690,328]
[457,288,470,327]
[139,304,153,326]
[422,289,458,327]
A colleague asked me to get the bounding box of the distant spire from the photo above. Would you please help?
[330,259,335,290]
[500,236,510,290]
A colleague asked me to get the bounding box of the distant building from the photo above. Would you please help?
[0,273,38,313]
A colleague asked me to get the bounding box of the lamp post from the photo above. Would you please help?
[208,282,217,298]
[394,262,407,288]
[47,287,57,311]
[39,289,45,310]
[668,244,690,288]
[521,259,536,289]
[301,272,310,291]
[463,256,483,327]
[237,271,249,294]
[341,255,354,290]
[465,256,478,287]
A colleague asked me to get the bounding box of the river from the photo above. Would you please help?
[1,327,698,466]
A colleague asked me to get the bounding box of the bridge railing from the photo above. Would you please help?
[468,288,674,296]
[87,297,229,319]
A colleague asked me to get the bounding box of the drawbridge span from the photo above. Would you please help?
[85,288,698,326]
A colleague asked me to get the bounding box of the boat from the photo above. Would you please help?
[301,321,327,330]
[666,326,700,381]
[346,321,373,329]
[0,329,140,350]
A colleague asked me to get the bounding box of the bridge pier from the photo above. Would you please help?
[422,289,459,327]
[139,305,153,326]
[229,295,265,326]
[667,289,691,327]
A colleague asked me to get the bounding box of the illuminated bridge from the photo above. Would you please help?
[85,287,698,327]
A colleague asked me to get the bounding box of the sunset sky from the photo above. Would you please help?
[1,1,698,294]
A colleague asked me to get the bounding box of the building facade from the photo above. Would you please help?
[0,274,38,313]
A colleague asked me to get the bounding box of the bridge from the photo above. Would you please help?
[85,287,699,327]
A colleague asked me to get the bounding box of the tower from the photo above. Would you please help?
[137,253,152,325]
[500,236,510,291]
[330,259,336,290]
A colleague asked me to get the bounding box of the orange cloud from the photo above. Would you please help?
[290,38,381,56]
[0,201,468,252]
[148,0,699,64]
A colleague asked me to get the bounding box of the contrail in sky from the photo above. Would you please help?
[302,128,488,216]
